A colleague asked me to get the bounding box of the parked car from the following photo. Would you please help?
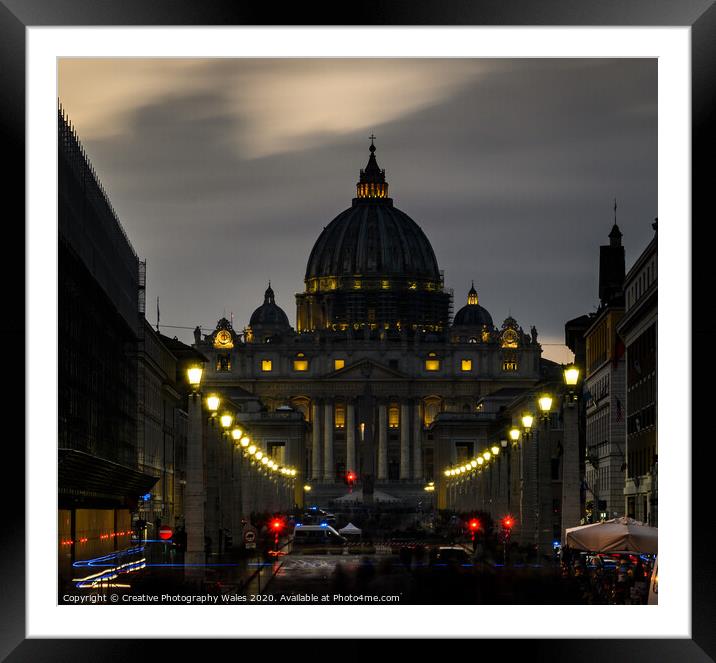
[433,546,472,566]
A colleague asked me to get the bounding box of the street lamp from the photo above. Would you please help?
[563,364,580,405]
[509,427,521,446]
[187,364,203,390]
[521,413,534,432]
[206,394,221,413]
[220,412,234,429]
[491,445,500,456]
[538,395,553,417]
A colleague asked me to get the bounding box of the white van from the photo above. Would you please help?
[291,524,347,552]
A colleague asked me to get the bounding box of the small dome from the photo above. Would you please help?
[453,305,493,327]
[250,283,290,328]
[453,283,493,328]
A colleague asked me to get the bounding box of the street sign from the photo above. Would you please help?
[158,525,173,540]
[243,524,258,549]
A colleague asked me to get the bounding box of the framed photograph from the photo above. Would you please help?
[3,0,713,656]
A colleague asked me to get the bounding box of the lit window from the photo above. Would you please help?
[502,361,518,372]
[261,360,273,372]
[388,405,400,428]
[354,280,361,290]
[293,353,309,372]
[381,280,390,289]
[425,352,440,371]
[423,400,441,426]
[461,359,472,372]
[335,403,345,429]
[334,359,345,371]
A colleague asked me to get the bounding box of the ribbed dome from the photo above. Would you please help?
[305,203,440,281]
[453,305,494,327]
[249,284,289,328]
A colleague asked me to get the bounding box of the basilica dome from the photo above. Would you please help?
[296,140,450,334]
[304,141,441,284]
[305,205,441,282]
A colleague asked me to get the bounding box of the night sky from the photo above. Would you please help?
[58,58,657,362]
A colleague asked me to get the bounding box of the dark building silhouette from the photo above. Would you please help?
[599,207,626,307]
[58,108,157,587]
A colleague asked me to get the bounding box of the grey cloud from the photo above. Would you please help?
[60,58,656,362]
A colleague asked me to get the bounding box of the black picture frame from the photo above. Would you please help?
[2,0,712,657]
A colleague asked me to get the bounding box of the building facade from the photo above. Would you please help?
[135,319,186,529]
[583,223,627,521]
[196,142,544,505]
[617,223,657,525]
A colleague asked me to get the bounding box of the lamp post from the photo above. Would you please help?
[508,427,520,515]
[537,394,554,559]
[185,364,207,581]
[561,364,582,543]
[519,411,538,556]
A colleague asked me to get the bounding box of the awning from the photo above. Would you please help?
[565,517,657,554]
[58,448,158,503]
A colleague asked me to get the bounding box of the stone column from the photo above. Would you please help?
[311,401,322,481]
[377,403,388,480]
[323,400,334,482]
[346,400,356,472]
[561,403,581,542]
[185,393,205,575]
[412,400,423,480]
[400,401,411,480]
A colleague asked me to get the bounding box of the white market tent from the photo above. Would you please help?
[338,522,362,536]
[565,516,657,555]
[334,489,400,504]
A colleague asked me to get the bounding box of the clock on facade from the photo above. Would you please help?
[214,329,234,349]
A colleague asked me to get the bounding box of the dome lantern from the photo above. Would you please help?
[467,281,479,306]
[355,135,389,201]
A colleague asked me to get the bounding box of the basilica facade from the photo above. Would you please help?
[196,141,544,503]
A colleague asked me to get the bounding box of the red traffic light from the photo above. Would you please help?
[346,471,356,484]
[502,516,514,529]
[468,518,480,531]
[270,518,284,532]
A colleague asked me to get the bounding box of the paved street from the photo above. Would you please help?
[255,549,582,605]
